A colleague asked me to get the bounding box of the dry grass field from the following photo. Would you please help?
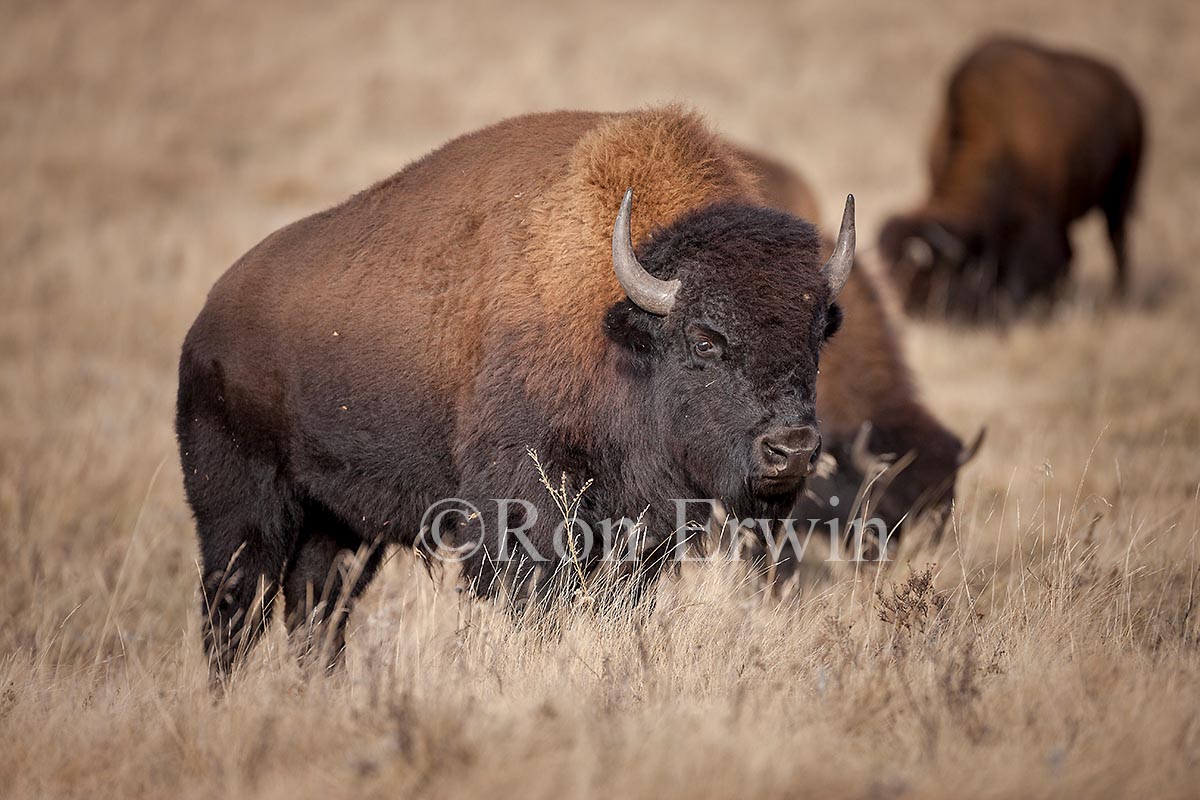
[3,1,1200,797]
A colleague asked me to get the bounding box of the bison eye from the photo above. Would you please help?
[686,322,726,362]
[691,334,725,361]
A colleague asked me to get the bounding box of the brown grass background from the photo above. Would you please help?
[2,1,1199,797]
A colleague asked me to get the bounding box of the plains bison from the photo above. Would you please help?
[177,108,855,675]
[879,36,1144,318]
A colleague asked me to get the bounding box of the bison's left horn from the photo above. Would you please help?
[612,188,680,315]
[824,194,856,299]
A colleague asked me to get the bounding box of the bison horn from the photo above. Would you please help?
[957,426,987,467]
[612,188,680,315]
[824,195,856,299]
[850,421,877,475]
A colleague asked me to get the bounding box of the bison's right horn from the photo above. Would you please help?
[612,188,680,315]
[824,194,856,299]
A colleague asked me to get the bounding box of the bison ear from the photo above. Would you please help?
[823,302,843,341]
[603,300,657,355]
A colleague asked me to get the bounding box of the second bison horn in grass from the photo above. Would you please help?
[612,188,681,315]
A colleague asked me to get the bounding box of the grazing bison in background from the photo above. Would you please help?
[177,108,857,676]
[733,148,982,572]
[879,36,1145,319]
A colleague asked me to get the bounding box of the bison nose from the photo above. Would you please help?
[756,425,822,480]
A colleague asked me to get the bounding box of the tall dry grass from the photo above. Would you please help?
[2,0,1199,797]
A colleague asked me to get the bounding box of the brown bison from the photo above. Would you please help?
[734,148,982,567]
[177,108,856,676]
[879,37,1144,318]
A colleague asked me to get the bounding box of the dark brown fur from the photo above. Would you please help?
[880,36,1145,318]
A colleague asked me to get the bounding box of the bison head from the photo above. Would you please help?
[604,190,854,514]
[879,213,993,317]
[802,422,986,548]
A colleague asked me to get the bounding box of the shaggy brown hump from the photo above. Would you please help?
[521,107,762,404]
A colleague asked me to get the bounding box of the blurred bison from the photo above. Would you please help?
[880,37,1145,318]
[177,108,856,676]
[734,148,982,575]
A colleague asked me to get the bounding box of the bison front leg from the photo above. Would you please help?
[447,454,593,612]
[450,492,555,611]
[616,534,677,611]
[588,503,698,612]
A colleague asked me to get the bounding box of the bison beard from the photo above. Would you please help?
[176,108,854,678]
